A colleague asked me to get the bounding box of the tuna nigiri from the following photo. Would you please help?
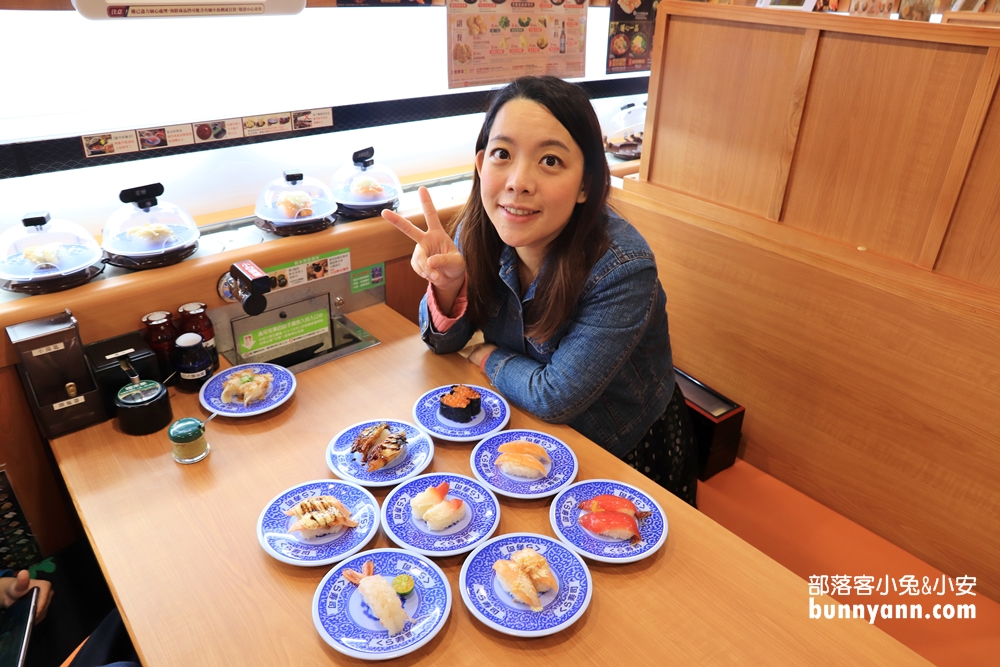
[410,481,450,519]
[497,441,551,464]
[492,559,543,612]
[510,548,558,594]
[578,509,642,544]
[577,494,651,519]
[343,561,410,636]
[494,452,547,479]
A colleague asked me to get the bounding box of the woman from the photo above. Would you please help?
[383,76,697,506]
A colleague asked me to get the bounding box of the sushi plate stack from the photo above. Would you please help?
[380,473,501,557]
[470,429,578,500]
[459,532,592,638]
[313,548,452,660]
[326,419,434,488]
[549,479,668,564]
[257,480,379,567]
[412,384,510,442]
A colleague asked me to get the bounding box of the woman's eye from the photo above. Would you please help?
[492,148,510,160]
[542,155,561,167]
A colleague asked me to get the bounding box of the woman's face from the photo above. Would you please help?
[476,99,587,258]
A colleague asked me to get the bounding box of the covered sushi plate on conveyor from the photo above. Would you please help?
[0,212,103,294]
[102,183,200,270]
[254,171,337,237]
[330,147,402,220]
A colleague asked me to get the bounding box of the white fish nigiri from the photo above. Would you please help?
[410,481,449,520]
[421,498,466,531]
[342,561,410,636]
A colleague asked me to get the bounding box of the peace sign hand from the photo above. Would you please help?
[382,187,467,313]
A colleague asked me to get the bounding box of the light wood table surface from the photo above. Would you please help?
[50,305,930,666]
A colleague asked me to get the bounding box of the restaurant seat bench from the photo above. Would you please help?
[697,460,1000,667]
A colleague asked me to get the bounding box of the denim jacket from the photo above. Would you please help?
[419,209,674,458]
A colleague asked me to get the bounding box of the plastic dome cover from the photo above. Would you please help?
[255,172,336,225]
[0,213,102,281]
[604,102,646,145]
[331,147,402,207]
[103,200,199,258]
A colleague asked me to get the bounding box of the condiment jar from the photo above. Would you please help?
[168,417,210,464]
[172,332,213,393]
[177,302,219,371]
[141,311,179,381]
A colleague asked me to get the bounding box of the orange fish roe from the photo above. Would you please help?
[441,384,480,408]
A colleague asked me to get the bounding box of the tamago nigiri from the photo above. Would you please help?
[342,561,410,636]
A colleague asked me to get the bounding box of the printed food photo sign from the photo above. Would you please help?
[607,0,656,74]
[447,0,588,89]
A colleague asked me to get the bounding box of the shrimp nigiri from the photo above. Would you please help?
[492,559,543,611]
[510,548,558,594]
[577,494,651,519]
[578,509,642,544]
[342,561,410,635]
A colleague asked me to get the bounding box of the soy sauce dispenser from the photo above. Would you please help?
[5,309,106,439]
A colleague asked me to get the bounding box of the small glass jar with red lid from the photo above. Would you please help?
[141,311,179,381]
[177,302,219,371]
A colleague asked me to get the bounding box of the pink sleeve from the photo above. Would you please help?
[427,279,468,333]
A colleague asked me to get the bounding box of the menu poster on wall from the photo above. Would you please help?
[607,0,655,74]
[447,0,588,89]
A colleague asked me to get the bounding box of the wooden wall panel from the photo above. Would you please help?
[0,366,78,557]
[935,83,1000,287]
[644,17,810,219]
[782,34,985,264]
[611,188,1000,602]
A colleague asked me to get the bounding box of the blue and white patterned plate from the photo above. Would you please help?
[313,548,452,661]
[256,479,379,567]
[470,430,579,500]
[549,479,668,564]
[199,363,296,418]
[412,385,510,442]
[381,473,501,557]
[459,532,592,638]
[326,420,434,488]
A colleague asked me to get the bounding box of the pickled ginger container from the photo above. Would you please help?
[0,212,103,293]
[330,147,402,220]
[102,183,200,269]
[253,171,337,237]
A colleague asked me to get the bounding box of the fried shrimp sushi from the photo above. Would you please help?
[492,559,543,612]
[494,452,548,479]
[510,548,558,594]
[342,561,410,635]
[497,440,551,464]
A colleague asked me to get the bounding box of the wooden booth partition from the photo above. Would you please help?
[632,3,1000,601]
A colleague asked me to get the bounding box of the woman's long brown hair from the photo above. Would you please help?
[453,76,611,342]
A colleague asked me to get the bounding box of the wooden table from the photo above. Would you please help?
[50,305,930,666]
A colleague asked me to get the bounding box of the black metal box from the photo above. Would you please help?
[675,368,745,481]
